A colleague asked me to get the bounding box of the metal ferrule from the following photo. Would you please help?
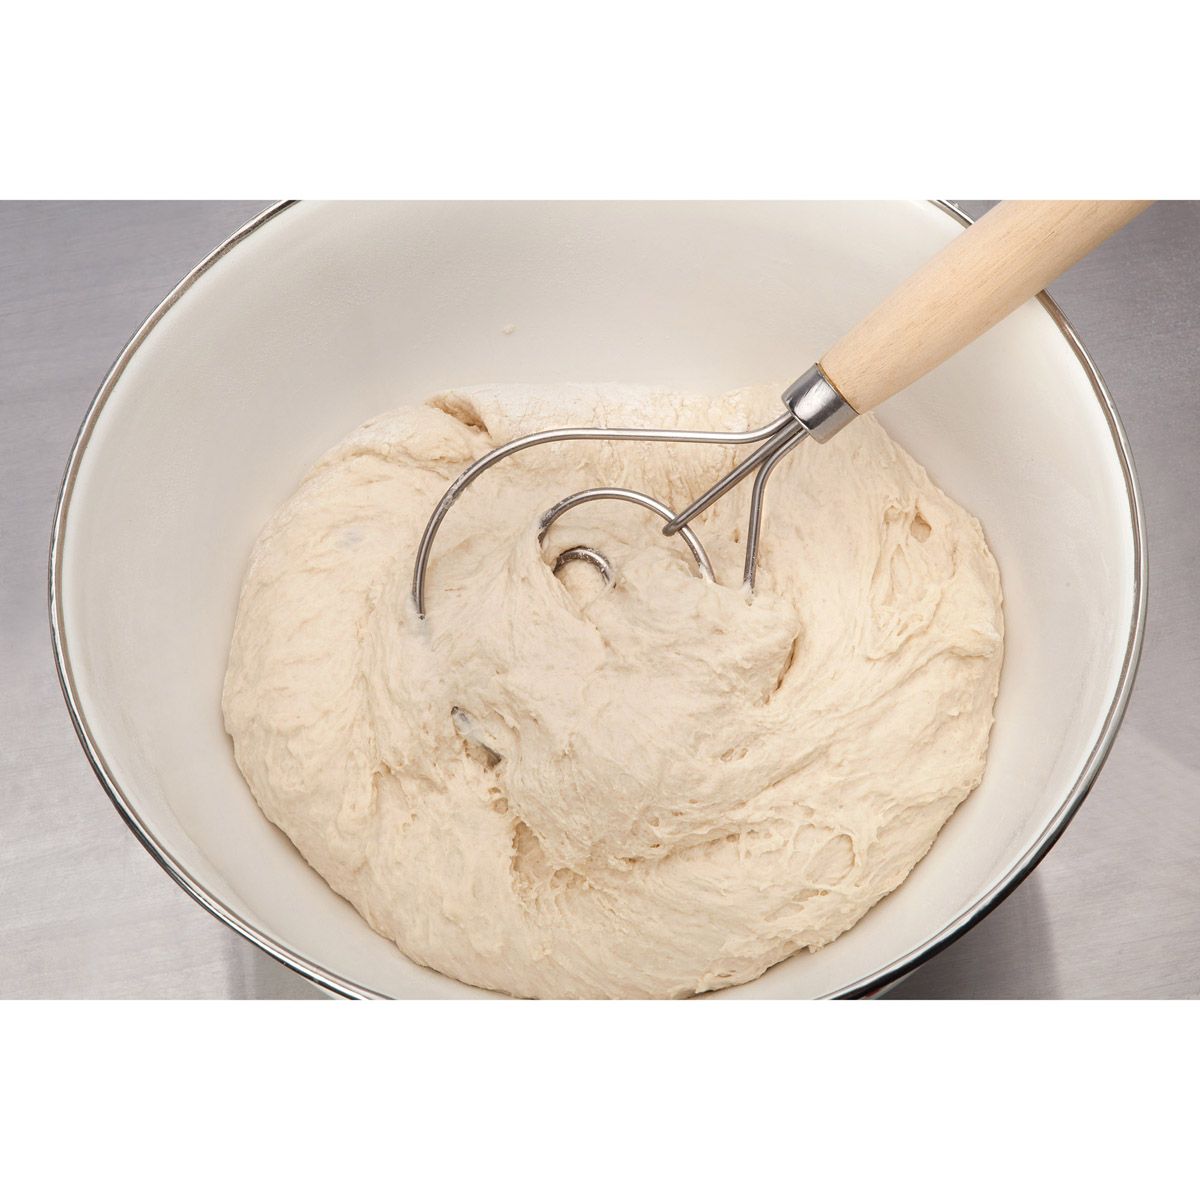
[782,364,857,443]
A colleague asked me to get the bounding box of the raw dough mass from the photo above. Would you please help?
[223,385,1003,998]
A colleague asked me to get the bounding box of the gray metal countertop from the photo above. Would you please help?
[2,200,1196,999]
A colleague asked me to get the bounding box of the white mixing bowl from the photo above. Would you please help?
[50,201,1145,998]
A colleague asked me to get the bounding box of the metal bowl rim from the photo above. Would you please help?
[47,199,1148,1000]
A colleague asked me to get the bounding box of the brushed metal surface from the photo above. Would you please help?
[1,200,1196,999]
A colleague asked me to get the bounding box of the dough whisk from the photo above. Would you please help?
[413,200,1149,618]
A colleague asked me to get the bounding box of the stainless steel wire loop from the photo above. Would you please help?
[538,487,715,582]
[549,546,615,584]
[411,412,795,617]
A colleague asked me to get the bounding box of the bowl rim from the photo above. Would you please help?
[47,199,1148,1000]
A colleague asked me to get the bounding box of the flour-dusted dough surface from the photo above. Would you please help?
[222,384,1003,998]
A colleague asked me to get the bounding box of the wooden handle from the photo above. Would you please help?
[820,200,1152,414]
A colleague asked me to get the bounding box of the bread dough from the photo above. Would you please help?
[222,384,1003,998]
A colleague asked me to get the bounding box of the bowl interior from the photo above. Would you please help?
[56,201,1139,997]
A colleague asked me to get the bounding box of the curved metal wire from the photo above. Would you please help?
[412,413,793,616]
[742,425,808,588]
[549,545,616,584]
[538,487,715,581]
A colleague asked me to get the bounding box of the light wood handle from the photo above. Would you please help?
[819,200,1152,414]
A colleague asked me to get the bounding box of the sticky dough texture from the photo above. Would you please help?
[222,385,1003,998]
